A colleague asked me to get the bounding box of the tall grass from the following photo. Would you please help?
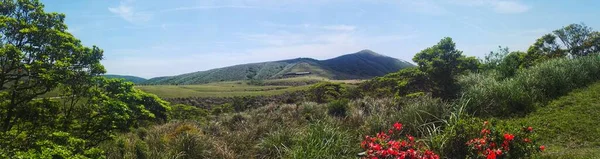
[459,55,600,117]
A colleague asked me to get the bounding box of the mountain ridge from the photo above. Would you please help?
[142,50,414,85]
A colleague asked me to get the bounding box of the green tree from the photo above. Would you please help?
[0,0,171,157]
[481,46,510,71]
[412,37,479,99]
[0,0,105,132]
[553,23,598,57]
[524,23,600,67]
[496,51,526,78]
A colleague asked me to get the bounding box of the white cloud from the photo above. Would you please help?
[108,0,152,23]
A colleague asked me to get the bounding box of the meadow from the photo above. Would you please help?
[135,76,360,98]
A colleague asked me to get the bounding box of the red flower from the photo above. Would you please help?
[527,126,533,132]
[523,138,531,143]
[407,135,415,142]
[539,145,545,151]
[393,122,403,131]
[503,133,514,141]
[486,149,496,159]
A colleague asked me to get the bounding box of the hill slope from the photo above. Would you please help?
[103,75,147,84]
[143,50,413,85]
[508,82,600,158]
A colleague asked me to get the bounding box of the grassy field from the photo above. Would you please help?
[136,76,361,98]
[507,82,600,158]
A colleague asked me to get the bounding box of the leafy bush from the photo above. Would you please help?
[169,104,209,122]
[359,122,440,159]
[327,99,349,117]
[307,82,346,103]
[459,55,600,116]
[286,122,355,158]
[465,121,544,158]
[211,103,234,115]
[255,128,297,158]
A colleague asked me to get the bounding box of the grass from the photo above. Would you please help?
[507,82,600,158]
[136,76,360,98]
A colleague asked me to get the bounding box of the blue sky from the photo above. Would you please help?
[40,0,600,78]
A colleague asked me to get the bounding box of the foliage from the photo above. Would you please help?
[0,1,170,157]
[524,23,600,67]
[286,122,355,158]
[412,37,480,99]
[359,67,432,98]
[210,103,234,115]
[459,54,600,117]
[465,121,543,158]
[481,46,510,71]
[169,104,208,122]
[327,99,349,117]
[359,122,440,159]
[307,81,346,103]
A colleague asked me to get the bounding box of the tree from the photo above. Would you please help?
[0,0,105,133]
[525,23,600,65]
[412,37,479,99]
[481,46,510,71]
[553,23,597,57]
[496,51,526,79]
[0,0,170,157]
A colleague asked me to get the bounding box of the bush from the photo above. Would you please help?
[459,55,600,117]
[327,99,349,117]
[169,104,209,122]
[307,82,346,103]
[286,122,355,158]
[211,103,234,115]
[255,128,297,158]
[359,122,440,159]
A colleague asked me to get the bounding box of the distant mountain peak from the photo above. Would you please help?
[353,49,384,56]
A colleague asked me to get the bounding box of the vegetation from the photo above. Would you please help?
[0,0,169,157]
[3,0,600,158]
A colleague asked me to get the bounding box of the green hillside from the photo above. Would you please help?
[103,75,147,84]
[508,82,600,158]
[143,50,413,85]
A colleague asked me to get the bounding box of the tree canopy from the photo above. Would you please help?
[0,0,170,157]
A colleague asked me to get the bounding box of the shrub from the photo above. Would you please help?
[359,122,440,159]
[327,99,350,117]
[465,121,544,158]
[255,128,297,158]
[307,82,346,103]
[459,55,600,116]
[286,122,355,158]
[169,104,209,122]
[211,103,234,115]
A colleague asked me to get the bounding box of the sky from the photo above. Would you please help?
[40,0,600,78]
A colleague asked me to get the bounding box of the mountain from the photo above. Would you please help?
[103,75,147,84]
[143,50,414,85]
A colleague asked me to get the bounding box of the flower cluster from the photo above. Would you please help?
[466,121,545,159]
[360,122,440,159]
